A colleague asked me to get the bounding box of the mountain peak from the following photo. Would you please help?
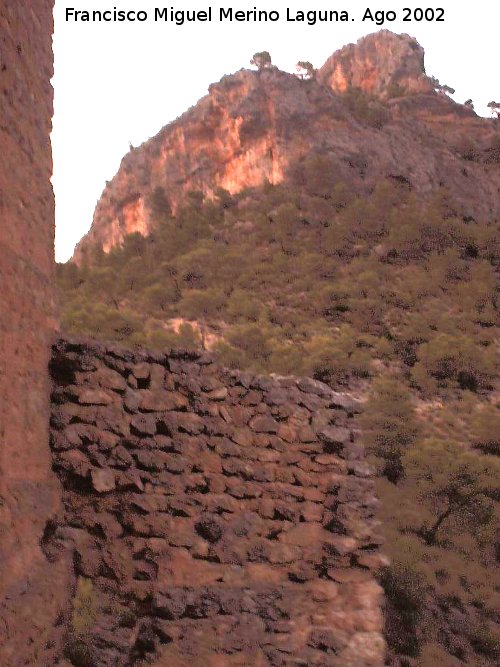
[318,30,434,98]
[72,31,498,264]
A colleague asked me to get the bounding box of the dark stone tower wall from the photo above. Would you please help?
[0,2,70,663]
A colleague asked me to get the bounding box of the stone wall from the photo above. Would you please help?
[0,4,387,661]
[0,3,71,664]
[49,339,385,666]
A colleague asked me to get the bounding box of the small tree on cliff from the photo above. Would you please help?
[430,76,455,96]
[251,51,272,70]
[149,186,172,224]
[296,61,316,80]
[487,101,500,118]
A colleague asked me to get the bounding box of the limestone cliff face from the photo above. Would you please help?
[318,30,434,97]
[74,69,292,260]
[74,31,500,262]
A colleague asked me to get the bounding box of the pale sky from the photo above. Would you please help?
[52,1,499,261]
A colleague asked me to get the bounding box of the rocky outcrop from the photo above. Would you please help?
[73,68,296,261]
[49,339,385,666]
[318,30,434,97]
[0,3,72,664]
[73,31,500,263]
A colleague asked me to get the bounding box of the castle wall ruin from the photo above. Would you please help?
[0,2,72,664]
[49,339,385,666]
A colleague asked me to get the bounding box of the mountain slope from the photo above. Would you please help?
[73,31,500,263]
[59,30,500,667]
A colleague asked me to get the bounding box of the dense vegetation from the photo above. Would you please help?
[57,154,500,665]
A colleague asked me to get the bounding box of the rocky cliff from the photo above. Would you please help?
[73,30,500,263]
[317,30,434,97]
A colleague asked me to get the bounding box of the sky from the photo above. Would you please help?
[52,1,499,261]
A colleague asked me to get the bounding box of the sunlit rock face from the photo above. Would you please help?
[73,31,500,262]
[318,30,434,98]
[74,69,291,262]
[101,195,148,254]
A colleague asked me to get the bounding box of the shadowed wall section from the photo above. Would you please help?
[0,2,71,663]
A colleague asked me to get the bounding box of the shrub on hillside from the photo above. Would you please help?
[381,562,427,657]
[405,440,499,545]
[412,333,497,393]
[360,377,420,482]
[471,405,500,455]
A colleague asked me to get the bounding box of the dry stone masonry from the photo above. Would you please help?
[49,339,385,666]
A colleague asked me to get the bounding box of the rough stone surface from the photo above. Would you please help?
[318,30,434,98]
[49,338,385,666]
[0,3,72,665]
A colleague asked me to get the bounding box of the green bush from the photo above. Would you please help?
[342,87,390,129]
[405,440,499,545]
[226,289,261,322]
[63,578,98,666]
[469,626,500,660]
[381,563,427,657]
[471,405,500,455]
[412,333,496,393]
[63,637,95,667]
[360,377,419,482]
[179,288,227,320]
